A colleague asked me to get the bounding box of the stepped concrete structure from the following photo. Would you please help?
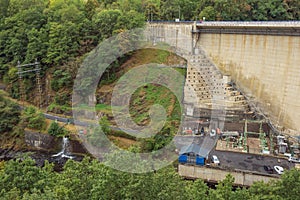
[146,21,300,134]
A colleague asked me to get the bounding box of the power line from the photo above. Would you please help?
[17,59,42,107]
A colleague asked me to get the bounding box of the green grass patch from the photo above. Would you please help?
[129,83,182,128]
[155,50,170,63]
[48,103,72,113]
[174,68,187,77]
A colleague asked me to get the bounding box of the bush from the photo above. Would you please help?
[21,106,46,130]
[50,69,72,92]
[48,121,68,137]
[0,95,20,133]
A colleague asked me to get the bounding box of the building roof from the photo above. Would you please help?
[179,143,209,158]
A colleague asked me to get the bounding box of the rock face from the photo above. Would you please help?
[0,148,20,161]
[0,131,88,171]
[25,130,89,155]
[25,130,60,151]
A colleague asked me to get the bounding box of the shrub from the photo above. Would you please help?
[48,121,68,137]
[21,106,46,130]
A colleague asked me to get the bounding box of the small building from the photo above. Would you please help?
[277,135,288,154]
[277,135,285,144]
[278,142,288,154]
[221,131,239,138]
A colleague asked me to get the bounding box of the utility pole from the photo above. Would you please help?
[16,59,42,108]
[151,7,153,22]
[17,61,25,102]
[148,7,153,22]
[243,119,248,152]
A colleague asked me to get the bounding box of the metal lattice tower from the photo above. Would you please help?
[17,61,25,102]
[17,59,42,107]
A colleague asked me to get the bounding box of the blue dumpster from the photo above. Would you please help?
[196,156,205,166]
[178,155,188,164]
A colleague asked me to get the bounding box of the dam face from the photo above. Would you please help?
[147,21,300,134]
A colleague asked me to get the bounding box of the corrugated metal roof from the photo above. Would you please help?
[179,143,210,158]
[179,143,200,155]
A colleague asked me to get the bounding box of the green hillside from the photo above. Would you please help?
[1,0,298,111]
[92,48,186,151]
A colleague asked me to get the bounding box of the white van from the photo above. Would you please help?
[288,156,300,163]
[211,155,220,165]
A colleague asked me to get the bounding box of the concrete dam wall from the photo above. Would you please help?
[147,22,300,134]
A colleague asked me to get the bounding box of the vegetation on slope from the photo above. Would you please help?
[0,93,24,149]
[88,48,186,151]
[0,92,70,149]
[0,0,299,111]
[0,0,298,148]
[0,94,20,134]
[0,0,299,198]
[0,0,146,109]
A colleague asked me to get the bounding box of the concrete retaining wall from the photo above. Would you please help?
[178,164,278,186]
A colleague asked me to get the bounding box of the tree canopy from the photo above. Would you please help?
[0,0,146,105]
[0,2,299,197]
[0,157,300,199]
[0,94,20,134]
[0,0,298,107]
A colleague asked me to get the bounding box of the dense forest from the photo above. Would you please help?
[0,0,299,111]
[0,157,299,200]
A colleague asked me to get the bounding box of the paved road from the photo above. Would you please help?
[175,135,295,175]
[2,88,295,175]
[210,148,295,175]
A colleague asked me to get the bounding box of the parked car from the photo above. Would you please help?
[263,165,274,174]
[288,156,300,163]
[210,129,216,137]
[211,155,220,165]
[274,166,284,175]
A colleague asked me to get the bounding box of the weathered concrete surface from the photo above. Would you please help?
[147,22,300,134]
[198,33,300,134]
[147,23,249,118]
[146,22,193,54]
[178,164,278,186]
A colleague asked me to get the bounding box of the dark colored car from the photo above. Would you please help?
[263,165,274,174]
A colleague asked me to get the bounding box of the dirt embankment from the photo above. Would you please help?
[97,48,186,106]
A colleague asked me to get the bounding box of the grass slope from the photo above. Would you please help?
[95,48,186,149]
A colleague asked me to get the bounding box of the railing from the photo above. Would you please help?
[148,20,300,27]
[148,21,300,36]
[197,21,300,27]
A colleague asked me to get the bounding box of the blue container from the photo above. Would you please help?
[196,156,205,166]
[178,155,188,163]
